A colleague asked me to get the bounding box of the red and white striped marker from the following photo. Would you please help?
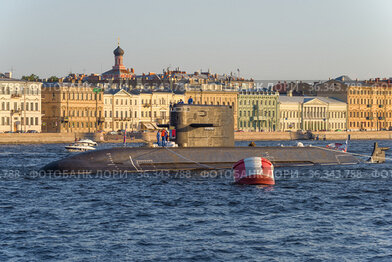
[232,157,275,185]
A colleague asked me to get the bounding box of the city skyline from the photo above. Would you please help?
[1,0,392,80]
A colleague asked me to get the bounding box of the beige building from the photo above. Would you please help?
[41,82,104,133]
[103,87,185,131]
[279,95,347,131]
[0,78,42,133]
[138,90,185,129]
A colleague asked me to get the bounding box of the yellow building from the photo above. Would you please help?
[185,84,238,128]
[41,82,104,133]
[347,82,392,131]
[315,76,392,131]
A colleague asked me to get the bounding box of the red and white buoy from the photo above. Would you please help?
[232,157,274,185]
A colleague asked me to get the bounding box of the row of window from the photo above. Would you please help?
[238,121,275,129]
[103,110,168,119]
[104,122,138,129]
[58,92,101,101]
[0,117,39,126]
[349,111,392,118]
[1,102,39,111]
[280,111,346,119]
[349,121,390,128]
[349,89,392,95]
[239,100,276,106]
[62,110,101,118]
[61,122,97,128]
[105,98,175,106]
[0,87,40,95]
[349,98,392,105]
[239,110,275,118]
[238,121,345,130]
[281,122,345,130]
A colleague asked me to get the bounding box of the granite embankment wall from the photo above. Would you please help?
[312,131,392,140]
[235,131,392,141]
[121,131,392,142]
[0,133,93,144]
[1,131,392,144]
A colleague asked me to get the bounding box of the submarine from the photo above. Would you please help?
[42,104,365,175]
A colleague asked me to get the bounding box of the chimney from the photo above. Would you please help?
[5,72,12,78]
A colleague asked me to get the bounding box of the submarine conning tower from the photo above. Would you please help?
[169,104,234,147]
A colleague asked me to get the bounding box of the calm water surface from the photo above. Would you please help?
[0,140,392,261]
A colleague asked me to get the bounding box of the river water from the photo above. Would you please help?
[0,140,391,261]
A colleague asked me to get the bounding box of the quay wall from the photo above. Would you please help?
[235,131,392,141]
[0,133,95,144]
[1,131,392,144]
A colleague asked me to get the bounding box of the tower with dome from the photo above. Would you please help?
[102,44,135,80]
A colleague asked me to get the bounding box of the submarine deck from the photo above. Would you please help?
[42,146,362,174]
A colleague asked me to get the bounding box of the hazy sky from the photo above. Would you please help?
[1,0,392,80]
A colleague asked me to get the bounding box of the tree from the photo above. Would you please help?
[21,74,40,82]
[47,76,59,82]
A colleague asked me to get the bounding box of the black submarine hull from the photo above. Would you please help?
[41,146,362,174]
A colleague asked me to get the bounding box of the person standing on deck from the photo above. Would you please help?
[161,129,167,147]
[188,96,193,104]
[156,129,161,146]
[165,129,169,144]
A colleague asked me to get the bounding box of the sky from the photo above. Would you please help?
[1,0,392,80]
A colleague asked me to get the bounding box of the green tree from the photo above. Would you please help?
[47,76,59,82]
[21,74,40,82]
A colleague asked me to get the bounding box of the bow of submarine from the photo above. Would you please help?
[41,149,113,174]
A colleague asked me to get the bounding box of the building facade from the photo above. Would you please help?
[41,83,104,133]
[347,83,392,131]
[237,91,279,131]
[138,90,185,129]
[315,76,392,131]
[279,96,347,131]
[103,89,138,131]
[103,87,185,131]
[0,78,42,133]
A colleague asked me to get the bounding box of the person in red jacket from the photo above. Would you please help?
[161,129,167,147]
